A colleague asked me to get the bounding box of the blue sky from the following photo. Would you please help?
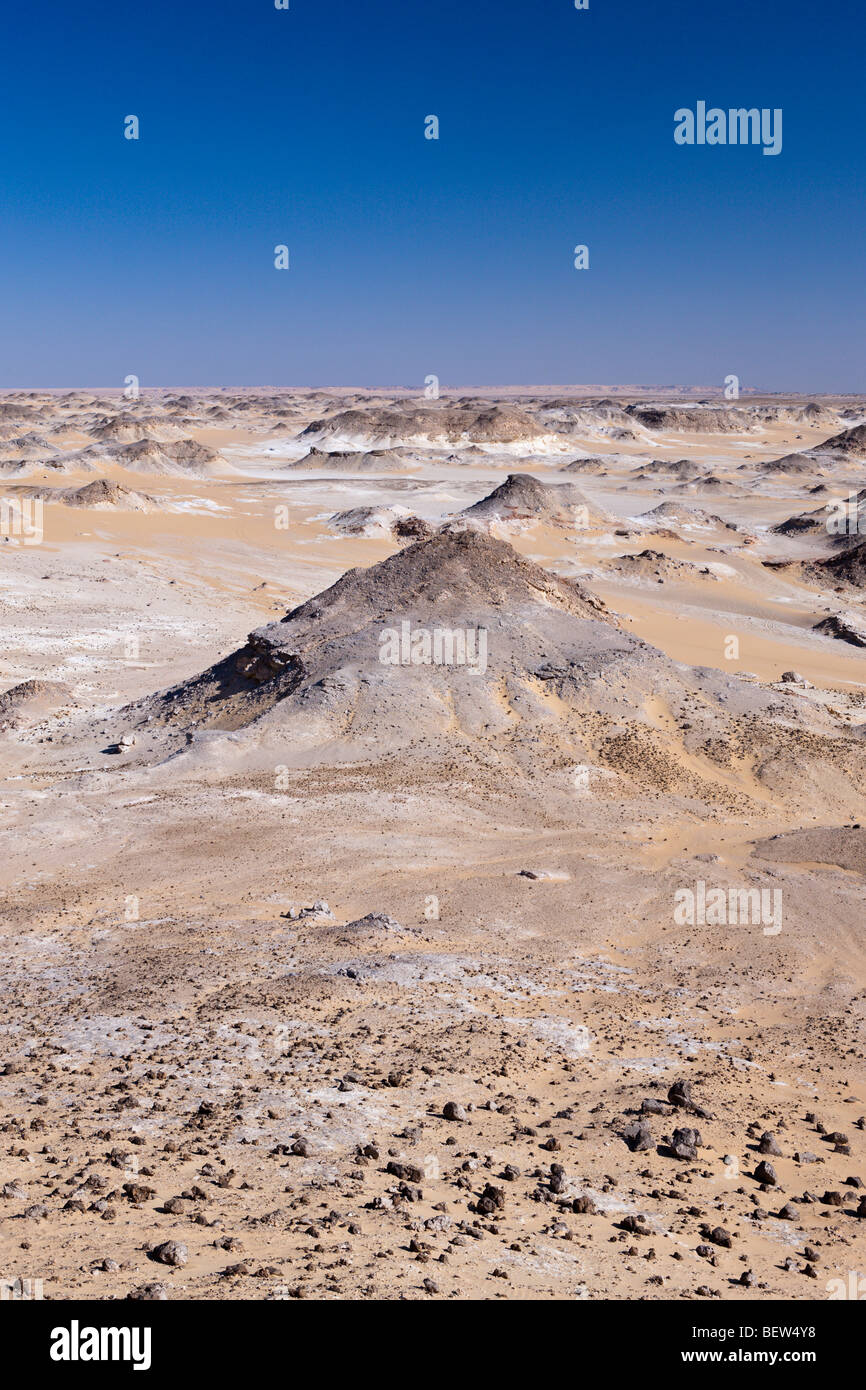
[1,0,863,390]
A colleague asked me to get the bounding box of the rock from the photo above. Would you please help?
[386,1161,424,1184]
[477,1184,505,1214]
[856,1197,866,1219]
[758,1132,782,1156]
[707,1225,732,1248]
[572,1195,598,1215]
[671,1127,702,1161]
[343,912,406,934]
[640,1098,668,1116]
[122,1182,155,1203]
[622,1120,654,1153]
[667,1079,711,1118]
[290,1138,310,1156]
[283,900,334,921]
[795,1151,820,1164]
[443,1101,467,1122]
[149,1240,188,1267]
[821,1191,843,1207]
[668,1080,693,1108]
[754,1161,778,1186]
[620,1214,649,1235]
[776,1203,798,1221]
[127,1283,168,1300]
[424,1214,451,1233]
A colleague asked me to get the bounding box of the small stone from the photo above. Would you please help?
[477,1184,505,1215]
[572,1195,598,1215]
[754,1161,778,1186]
[640,1098,668,1115]
[149,1240,188,1267]
[620,1214,649,1235]
[758,1132,782,1156]
[707,1226,732,1248]
[668,1080,693,1108]
[122,1182,155,1204]
[622,1121,654,1153]
[671,1127,702,1161]
[386,1161,424,1184]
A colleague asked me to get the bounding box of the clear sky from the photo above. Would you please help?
[2,0,863,391]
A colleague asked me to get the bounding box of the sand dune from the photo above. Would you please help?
[459,472,610,528]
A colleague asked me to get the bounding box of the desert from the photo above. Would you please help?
[0,385,863,1304]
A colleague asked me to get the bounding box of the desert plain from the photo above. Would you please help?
[0,385,864,1301]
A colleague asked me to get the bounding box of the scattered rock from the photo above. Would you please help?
[149,1241,188,1267]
